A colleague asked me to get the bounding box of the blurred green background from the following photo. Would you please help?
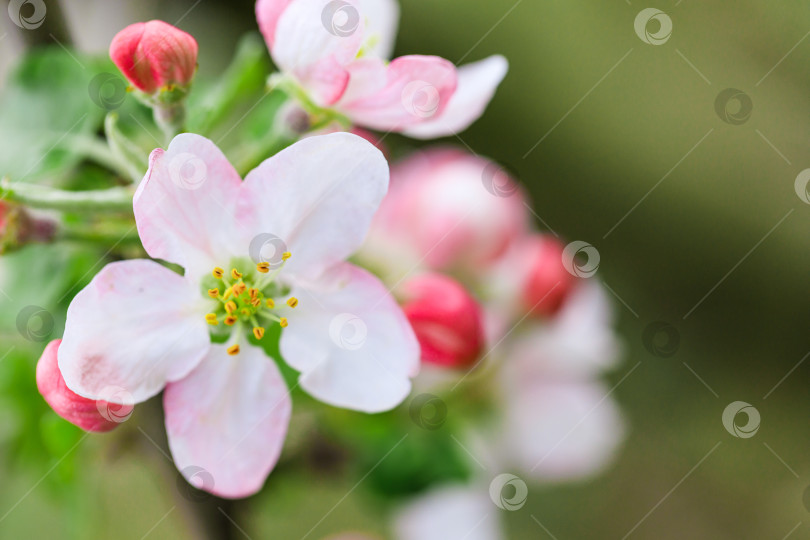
[1,0,809,538]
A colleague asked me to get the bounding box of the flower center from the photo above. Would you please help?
[203,252,298,355]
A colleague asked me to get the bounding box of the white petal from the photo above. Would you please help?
[356,0,399,59]
[280,263,419,413]
[239,132,388,280]
[403,55,508,139]
[134,134,244,280]
[58,260,210,403]
[165,344,292,499]
[394,484,504,540]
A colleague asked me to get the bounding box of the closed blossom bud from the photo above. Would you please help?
[109,20,198,94]
[399,273,485,369]
[522,235,576,317]
[0,201,55,255]
[36,340,133,432]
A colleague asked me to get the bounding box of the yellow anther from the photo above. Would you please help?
[207,288,219,299]
[227,344,240,356]
[279,317,288,328]
[240,308,251,317]
[256,262,270,274]
[225,301,237,314]
[250,298,261,308]
[282,251,292,261]
[266,298,275,308]
[205,313,218,326]
[232,282,247,296]
[286,297,298,308]
[231,268,242,280]
[212,267,225,279]
[224,315,237,326]
[253,327,265,340]
[249,288,258,299]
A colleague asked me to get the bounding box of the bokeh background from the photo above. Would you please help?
[1,0,809,538]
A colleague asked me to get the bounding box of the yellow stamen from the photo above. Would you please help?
[282,251,292,261]
[286,297,298,308]
[212,267,225,279]
[224,315,237,326]
[250,298,261,308]
[256,262,270,274]
[225,301,237,314]
[266,298,275,308]
[232,282,247,296]
[253,327,265,340]
[279,317,288,328]
[227,344,240,356]
[205,313,218,326]
[222,287,232,300]
[207,288,219,299]
[231,268,242,280]
[249,288,258,299]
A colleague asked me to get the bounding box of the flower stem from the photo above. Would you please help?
[0,178,134,213]
[61,134,134,181]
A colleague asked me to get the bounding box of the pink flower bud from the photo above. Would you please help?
[36,340,133,432]
[109,20,198,94]
[400,273,485,369]
[521,235,576,317]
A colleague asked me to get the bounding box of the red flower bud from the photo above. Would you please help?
[400,273,485,369]
[36,340,133,432]
[522,235,576,317]
[109,20,198,94]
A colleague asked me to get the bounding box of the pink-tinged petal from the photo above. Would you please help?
[338,55,457,131]
[134,134,244,279]
[502,380,625,481]
[404,55,508,139]
[255,0,294,48]
[164,344,291,499]
[272,0,364,105]
[356,0,399,59]
[239,132,388,280]
[37,340,133,432]
[280,263,419,413]
[58,260,210,403]
[394,485,504,540]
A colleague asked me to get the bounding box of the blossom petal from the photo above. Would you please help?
[280,263,419,413]
[272,0,364,105]
[164,343,291,499]
[356,0,399,59]
[239,132,388,280]
[404,55,508,139]
[338,55,457,132]
[58,260,210,403]
[134,134,244,280]
[255,0,294,48]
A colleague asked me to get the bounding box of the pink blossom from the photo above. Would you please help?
[36,340,133,433]
[399,273,484,369]
[57,132,419,498]
[110,20,198,93]
[256,0,508,136]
